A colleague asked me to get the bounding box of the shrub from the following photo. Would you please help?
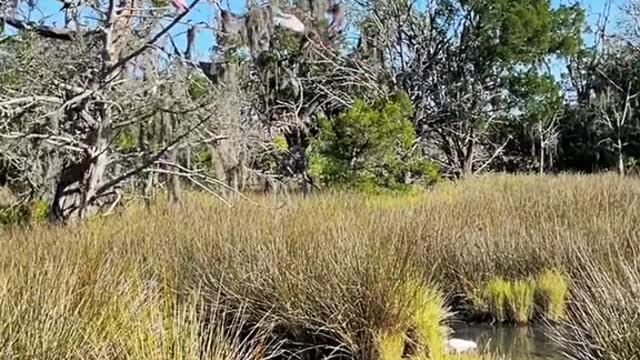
[0,200,49,226]
[307,92,440,193]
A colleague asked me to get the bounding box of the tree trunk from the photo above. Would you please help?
[461,137,475,177]
[539,122,544,175]
[164,113,181,204]
[48,157,91,224]
[210,144,227,194]
[79,118,110,219]
[617,138,625,176]
[49,107,110,224]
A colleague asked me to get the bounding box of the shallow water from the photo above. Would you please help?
[449,322,564,359]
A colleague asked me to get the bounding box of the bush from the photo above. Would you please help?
[0,200,49,226]
[308,93,439,193]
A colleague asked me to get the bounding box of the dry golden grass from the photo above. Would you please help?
[0,173,639,359]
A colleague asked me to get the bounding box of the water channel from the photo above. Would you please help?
[449,322,564,359]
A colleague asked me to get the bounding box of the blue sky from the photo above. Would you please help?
[13,0,623,69]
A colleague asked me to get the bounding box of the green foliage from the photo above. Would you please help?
[273,135,289,153]
[308,93,439,192]
[0,206,30,226]
[0,200,48,226]
[31,200,49,222]
[187,75,210,101]
[466,0,585,65]
[192,146,213,169]
[116,129,138,153]
[271,27,303,55]
[507,71,563,122]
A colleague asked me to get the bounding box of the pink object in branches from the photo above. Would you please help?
[171,0,189,12]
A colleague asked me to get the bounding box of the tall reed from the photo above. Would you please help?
[0,174,638,358]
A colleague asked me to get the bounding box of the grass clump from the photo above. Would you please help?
[553,254,640,360]
[535,269,568,321]
[408,283,449,359]
[506,280,536,325]
[483,279,510,323]
[377,330,407,360]
[380,280,498,360]
[472,278,536,325]
[375,280,449,359]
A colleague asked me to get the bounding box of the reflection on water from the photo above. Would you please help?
[449,322,563,359]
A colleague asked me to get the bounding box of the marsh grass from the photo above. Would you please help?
[0,174,639,358]
[553,252,640,360]
[376,331,406,360]
[507,280,536,325]
[377,281,497,360]
[471,278,535,324]
[471,270,568,325]
[535,269,569,322]
[474,279,509,323]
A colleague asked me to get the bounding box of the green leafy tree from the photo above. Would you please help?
[308,93,439,192]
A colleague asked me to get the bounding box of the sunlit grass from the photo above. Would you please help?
[377,330,406,360]
[0,174,639,358]
[506,280,536,325]
[472,273,565,325]
[535,269,569,321]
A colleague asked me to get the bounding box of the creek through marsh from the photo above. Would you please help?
[449,322,563,359]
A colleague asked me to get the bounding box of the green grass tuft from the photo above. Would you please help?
[377,331,406,360]
[506,280,536,325]
[473,278,537,325]
[535,269,569,321]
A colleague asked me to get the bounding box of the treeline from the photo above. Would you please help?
[0,0,639,223]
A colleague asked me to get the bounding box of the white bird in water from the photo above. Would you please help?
[445,338,478,354]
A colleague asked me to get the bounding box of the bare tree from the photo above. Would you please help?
[594,74,640,176]
[0,0,226,222]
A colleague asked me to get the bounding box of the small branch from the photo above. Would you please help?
[104,0,203,79]
[0,96,62,107]
[2,16,99,41]
[90,113,212,202]
[0,132,89,152]
[474,136,511,175]
[145,167,232,207]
